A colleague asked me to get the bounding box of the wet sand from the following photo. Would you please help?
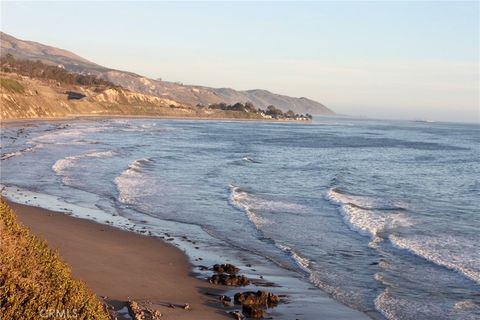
[7,201,230,320]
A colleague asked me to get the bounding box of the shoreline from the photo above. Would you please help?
[6,200,230,320]
[1,186,371,320]
[1,119,372,320]
[0,114,313,127]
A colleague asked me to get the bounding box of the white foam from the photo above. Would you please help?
[390,234,480,284]
[1,145,41,161]
[277,243,311,272]
[32,127,104,144]
[1,150,24,160]
[326,188,413,246]
[115,158,156,205]
[229,186,270,228]
[327,188,406,211]
[0,185,132,229]
[52,150,117,185]
[374,288,480,320]
[374,289,444,320]
[242,156,261,163]
[276,242,366,310]
[230,185,310,230]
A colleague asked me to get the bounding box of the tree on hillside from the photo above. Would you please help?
[244,102,257,113]
[285,110,295,118]
[265,105,284,117]
[0,55,118,88]
[231,102,245,111]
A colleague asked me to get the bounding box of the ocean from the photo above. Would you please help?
[1,117,479,319]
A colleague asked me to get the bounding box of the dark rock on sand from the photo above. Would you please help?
[242,305,265,318]
[213,263,239,274]
[209,273,250,286]
[234,290,279,307]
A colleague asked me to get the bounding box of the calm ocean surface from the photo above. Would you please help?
[1,117,479,319]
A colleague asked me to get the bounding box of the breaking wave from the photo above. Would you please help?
[229,186,270,228]
[277,243,311,272]
[52,150,117,185]
[390,234,480,284]
[327,187,480,285]
[326,188,412,247]
[229,185,309,229]
[115,158,156,205]
[242,156,261,163]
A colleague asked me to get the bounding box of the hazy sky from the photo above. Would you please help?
[1,1,479,122]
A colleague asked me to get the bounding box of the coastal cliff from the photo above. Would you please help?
[0,72,266,120]
[1,32,335,116]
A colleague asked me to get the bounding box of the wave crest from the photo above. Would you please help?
[326,188,413,245]
[52,150,117,185]
[390,234,480,284]
[115,158,155,205]
[229,186,270,228]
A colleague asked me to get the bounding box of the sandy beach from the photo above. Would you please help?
[7,201,230,320]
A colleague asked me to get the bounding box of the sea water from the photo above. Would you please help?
[1,117,479,319]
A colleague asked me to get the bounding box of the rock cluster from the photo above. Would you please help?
[213,263,240,274]
[126,300,162,320]
[232,290,280,319]
[209,273,250,286]
[234,290,279,307]
[242,305,264,318]
[207,264,281,319]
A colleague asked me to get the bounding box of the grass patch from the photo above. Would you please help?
[0,199,109,320]
[0,77,25,94]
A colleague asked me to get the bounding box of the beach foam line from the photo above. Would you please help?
[1,149,29,161]
[0,184,132,230]
[276,241,368,312]
[1,144,42,161]
[31,126,105,144]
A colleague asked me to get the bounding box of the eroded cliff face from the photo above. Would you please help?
[0,73,262,120]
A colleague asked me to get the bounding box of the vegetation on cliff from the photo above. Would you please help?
[0,54,117,89]
[0,199,109,320]
[200,102,313,120]
[0,56,312,121]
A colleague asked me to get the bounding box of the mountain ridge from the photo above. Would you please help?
[0,32,334,115]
